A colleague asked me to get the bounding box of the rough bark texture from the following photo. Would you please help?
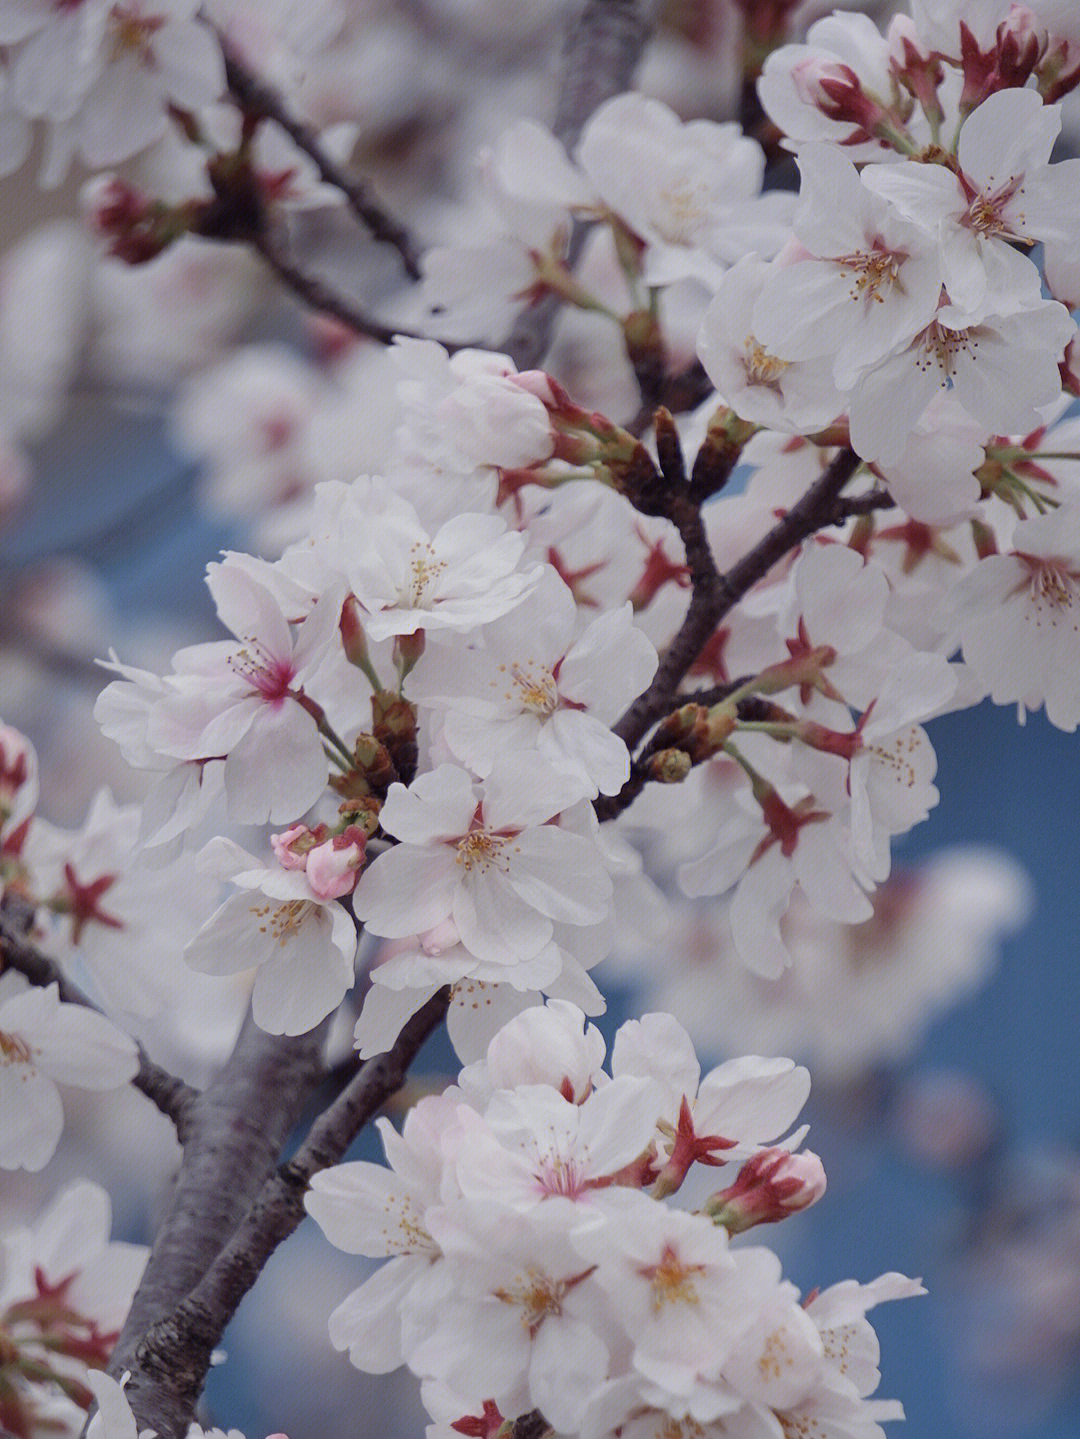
[108,1015,328,1438]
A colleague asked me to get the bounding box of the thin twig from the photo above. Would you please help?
[221,49,423,280]
[250,230,425,347]
[129,990,451,1428]
[0,908,199,1137]
[608,448,863,759]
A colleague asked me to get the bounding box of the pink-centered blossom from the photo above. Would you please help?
[353,758,613,968]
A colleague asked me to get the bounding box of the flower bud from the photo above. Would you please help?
[705,1148,827,1233]
[306,827,367,900]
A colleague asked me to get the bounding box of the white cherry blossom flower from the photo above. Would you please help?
[864,89,1080,312]
[752,147,944,390]
[305,1094,461,1372]
[0,1179,148,1338]
[576,93,793,287]
[571,1192,749,1393]
[184,837,357,1035]
[696,257,844,434]
[17,0,226,183]
[450,1076,663,1210]
[413,1197,613,1433]
[948,502,1080,729]
[412,567,657,797]
[354,758,613,968]
[282,477,541,642]
[0,975,138,1170]
[849,298,1076,462]
[141,558,341,824]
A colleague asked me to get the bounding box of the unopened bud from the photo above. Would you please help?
[339,595,370,669]
[306,827,367,900]
[393,629,426,679]
[705,1148,827,1233]
[270,823,322,870]
[649,748,693,784]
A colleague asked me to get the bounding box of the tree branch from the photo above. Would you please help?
[220,49,423,280]
[109,1015,330,1439]
[250,230,426,347]
[124,989,451,1436]
[608,447,863,758]
[0,907,199,1137]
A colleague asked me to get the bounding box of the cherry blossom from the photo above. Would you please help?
[0,975,138,1170]
[184,837,358,1035]
[412,567,657,797]
[576,94,793,287]
[353,758,613,967]
[696,257,844,434]
[133,558,342,825]
[864,88,1080,311]
[752,146,944,389]
[948,502,1080,729]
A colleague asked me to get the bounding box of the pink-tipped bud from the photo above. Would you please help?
[706,1148,827,1233]
[306,827,367,900]
[270,824,320,870]
[339,594,370,668]
[81,174,176,265]
[393,629,426,678]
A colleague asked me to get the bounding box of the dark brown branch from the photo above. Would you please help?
[125,989,451,1435]
[221,49,422,280]
[503,0,656,370]
[833,488,895,519]
[0,907,199,1137]
[110,1015,330,1439]
[607,447,863,760]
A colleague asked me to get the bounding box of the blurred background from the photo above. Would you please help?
[2,2,1079,1437]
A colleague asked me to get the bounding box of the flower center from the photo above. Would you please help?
[454,830,510,874]
[743,337,791,389]
[964,176,1027,241]
[0,1031,32,1064]
[758,1325,797,1383]
[638,1244,703,1313]
[1019,556,1080,620]
[913,321,980,383]
[504,660,558,716]
[229,638,295,702]
[495,1267,566,1335]
[403,543,448,609]
[836,246,905,304]
[250,898,312,943]
[654,179,709,245]
[108,5,166,63]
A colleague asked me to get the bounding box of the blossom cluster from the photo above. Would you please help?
[307,1000,920,1439]
[2,1,1079,1437]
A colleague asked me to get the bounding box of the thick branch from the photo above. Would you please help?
[608,447,863,758]
[126,989,451,1434]
[503,0,656,370]
[110,1015,329,1439]
[221,49,422,280]
[0,909,198,1136]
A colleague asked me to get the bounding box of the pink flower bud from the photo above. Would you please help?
[339,594,370,669]
[271,824,317,870]
[706,1148,827,1233]
[306,828,367,900]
